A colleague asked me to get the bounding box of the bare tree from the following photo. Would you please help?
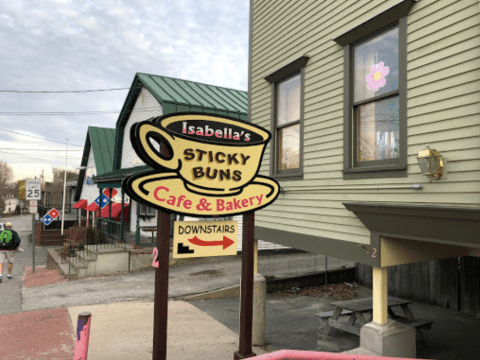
[45,167,78,205]
[0,160,14,210]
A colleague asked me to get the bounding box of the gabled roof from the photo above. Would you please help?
[117,73,248,129]
[112,73,249,170]
[88,127,116,174]
[137,73,248,114]
[74,127,116,201]
[93,165,152,183]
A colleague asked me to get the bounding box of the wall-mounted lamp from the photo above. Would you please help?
[416,145,444,180]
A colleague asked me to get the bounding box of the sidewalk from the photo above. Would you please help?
[0,307,75,360]
[6,264,267,360]
[19,266,265,359]
[22,266,67,288]
[68,301,267,360]
[2,298,267,360]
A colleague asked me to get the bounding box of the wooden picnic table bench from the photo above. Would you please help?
[139,226,157,242]
[321,296,433,339]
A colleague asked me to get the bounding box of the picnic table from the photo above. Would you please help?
[319,296,433,339]
[139,226,157,243]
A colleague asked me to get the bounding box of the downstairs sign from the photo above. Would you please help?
[172,220,238,259]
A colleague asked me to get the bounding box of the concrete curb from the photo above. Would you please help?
[184,284,241,300]
[184,267,356,301]
[343,347,380,356]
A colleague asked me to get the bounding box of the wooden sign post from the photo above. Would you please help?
[150,210,169,360]
[234,211,256,359]
[122,113,280,360]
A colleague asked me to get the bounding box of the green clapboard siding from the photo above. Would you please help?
[250,0,480,245]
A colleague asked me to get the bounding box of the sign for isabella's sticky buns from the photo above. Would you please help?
[122,113,280,217]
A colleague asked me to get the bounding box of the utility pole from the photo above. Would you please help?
[61,139,68,236]
[41,169,44,206]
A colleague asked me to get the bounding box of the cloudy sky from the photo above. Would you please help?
[0,0,249,182]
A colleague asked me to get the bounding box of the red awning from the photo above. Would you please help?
[100,203,129,219]
[85,202,99,212]
[73,199,88,209]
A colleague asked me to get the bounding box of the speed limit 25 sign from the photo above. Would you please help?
[26,179,42,200]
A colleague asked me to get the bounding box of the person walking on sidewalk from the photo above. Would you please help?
[0,222,21,282]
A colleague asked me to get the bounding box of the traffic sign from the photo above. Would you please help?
[172,220,238,259]
[26,179,42,200]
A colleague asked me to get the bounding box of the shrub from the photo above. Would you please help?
[85,225,108,245]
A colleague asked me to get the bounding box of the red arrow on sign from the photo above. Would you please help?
[188,236,235,250]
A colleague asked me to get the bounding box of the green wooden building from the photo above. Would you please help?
[249,0,480,355]
[73,126,116,224]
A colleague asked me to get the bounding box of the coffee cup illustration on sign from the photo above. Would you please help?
[123,113,280,217]
[133,113,271,196]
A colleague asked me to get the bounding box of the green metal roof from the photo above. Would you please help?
[89,126,116,175]
[74,127,116,201]
[136,73,248,115]
[113,72,248,170]
[93,165,152,183]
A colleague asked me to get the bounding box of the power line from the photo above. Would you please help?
[0,107,164,116]
[0,129,84,147]
[0,88,130,93]
[0,150,82,159]
[0,111,120,115]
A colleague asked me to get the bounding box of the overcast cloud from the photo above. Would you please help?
[0,0,249,181]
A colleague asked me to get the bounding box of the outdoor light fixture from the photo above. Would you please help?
[417,145,444,180]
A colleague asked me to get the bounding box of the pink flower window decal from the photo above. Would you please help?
[366,61,389,91]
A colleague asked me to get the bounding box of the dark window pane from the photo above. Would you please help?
[277,74,300,126]
[356,97,399,162]
[278,124,300,170]
[354,26,399,103]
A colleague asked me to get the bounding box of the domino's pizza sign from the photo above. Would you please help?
[94,193,110,209]
[41,208,60,226]
[94,189,118,209]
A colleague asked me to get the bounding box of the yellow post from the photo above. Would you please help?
[253,239,258,274]
[372,267,388,325]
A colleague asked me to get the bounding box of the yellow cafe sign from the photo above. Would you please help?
[122,113,280,217]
